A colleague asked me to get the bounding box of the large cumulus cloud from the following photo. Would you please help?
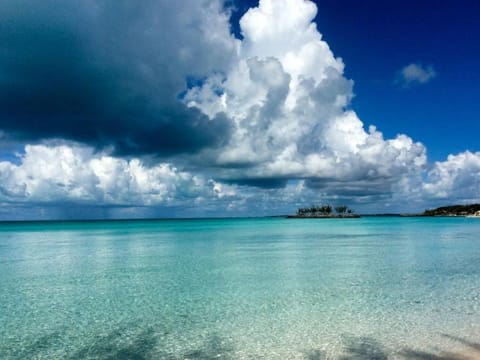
[0,0,236,155]
[184,0,427,194]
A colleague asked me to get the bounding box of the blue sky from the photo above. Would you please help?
[0,0,479,219]
[308,0,480,161]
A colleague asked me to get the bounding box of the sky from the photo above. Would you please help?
[0,0,479,220]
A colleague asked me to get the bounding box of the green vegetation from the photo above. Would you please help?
[423,204,480,216]
[293,204,356,218]
[335,205,352,215]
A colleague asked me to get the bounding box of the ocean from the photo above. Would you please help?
[1,217,479,359]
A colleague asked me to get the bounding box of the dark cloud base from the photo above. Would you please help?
[0,0,233,157]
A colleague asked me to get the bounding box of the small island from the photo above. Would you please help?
[422,204,480,217]
[288,205,360,218]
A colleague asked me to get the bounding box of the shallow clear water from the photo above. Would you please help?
[1,217,480,359]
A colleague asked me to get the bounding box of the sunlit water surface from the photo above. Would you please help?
[1,217,480,359]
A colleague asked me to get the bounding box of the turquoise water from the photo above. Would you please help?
[1,217,480,359]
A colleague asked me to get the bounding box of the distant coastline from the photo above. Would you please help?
[1,204,479,223]
[417,204,480,217]
[286,203,480,219]
[377,204,480,217]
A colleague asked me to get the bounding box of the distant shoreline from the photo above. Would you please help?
[1,206,479,223]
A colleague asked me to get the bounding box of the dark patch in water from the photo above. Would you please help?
[338,336,388,360]
[69,324,159,360]
[304,349,327,359]
[303,334,480,360]
[68,324,234,360]
[10,330,65,359]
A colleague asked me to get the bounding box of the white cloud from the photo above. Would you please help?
[0,144,238,207]
[185,0,427,196]
[422,151,480,202]
[0,143,478,216]
[399,63,437,86]
[0,143,337,217]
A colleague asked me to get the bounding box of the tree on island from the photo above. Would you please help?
[335,205,353,214]
[320,205,332,215]
[335,205,348,214]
